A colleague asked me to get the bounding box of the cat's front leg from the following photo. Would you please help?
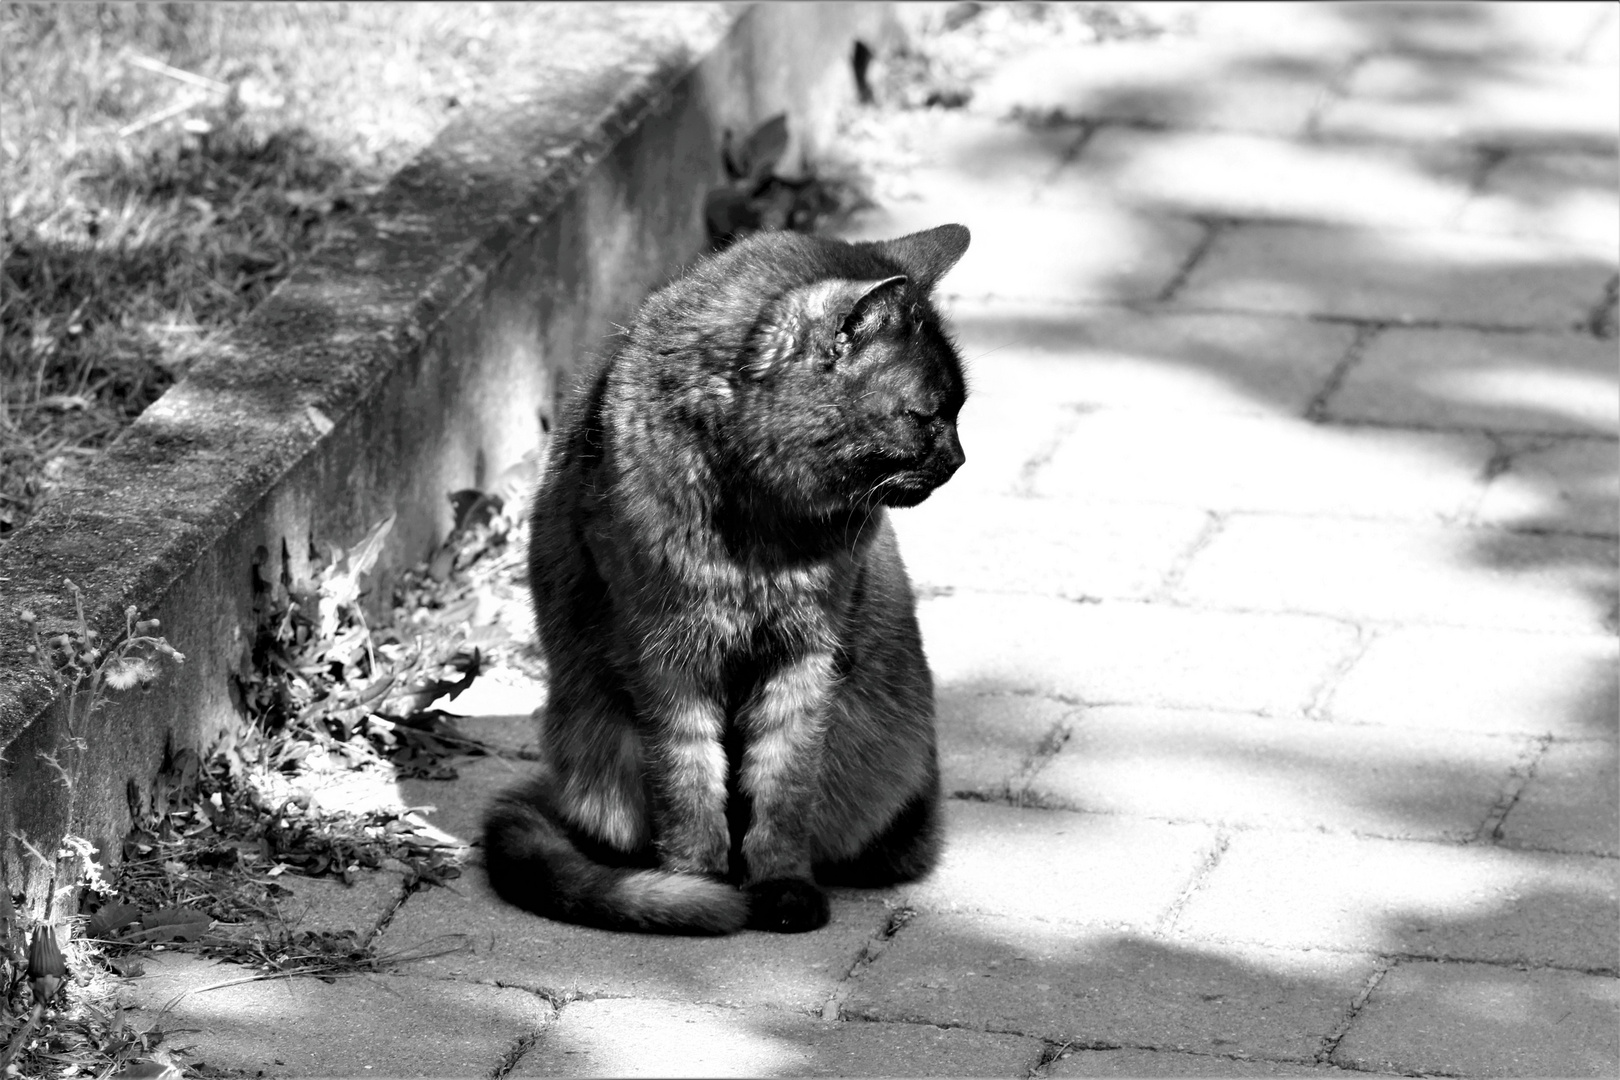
[642,667,732,878]
[739,651,834,932]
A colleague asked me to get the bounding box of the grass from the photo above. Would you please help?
[0,2,574,540]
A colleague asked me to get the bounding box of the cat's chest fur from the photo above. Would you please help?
[585,435,875,666]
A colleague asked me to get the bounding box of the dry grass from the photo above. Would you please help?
[0,2,567,539]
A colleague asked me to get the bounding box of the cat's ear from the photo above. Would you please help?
[875,224,970,293]
[828,274,908,340]
[748,276,906,377]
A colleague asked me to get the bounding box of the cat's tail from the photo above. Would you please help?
[481,774,748,935]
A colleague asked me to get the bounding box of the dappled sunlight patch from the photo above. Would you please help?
[835,199,1206,306]
[845,913,1374,1061]
[917,591,1357,716]
[1176,223,1612,327]
[1334,960,1620,1076]
[119,950,548,1076]
[1065,126,1478,231]
[1033,409,1492,519]
[1329,326,1619,437]
[1177,830,1618,968]
[1029,705,1527,842]
[1424,364,1616,433]
[1176,515,1615,632]
[530,998,809,1079]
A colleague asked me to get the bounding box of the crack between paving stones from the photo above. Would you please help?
[939,792,1609,855]
[1587,274,1618,339]
[1315,957,1392,1066]
[1139,589,1617,637]
[820,903,918,1021]
[1154,294,1609,337]
[1302,51,1370,142]
[1306,322,1383,422]
[1473,733,1555,844]
[1204,940,1618,979]
[843,1015,1340,1080]
[1027,1035,1331,1079]
[1571,7,1619,61]
[361,873,421,953]
[1008,712,1080,804]
[1442,144,1514,233]
[1151,510,1226,603]
[1154,829,1230,937]
[1012,409,1088,496]
[488,1030,541,1080]
[1452,432,1578,528]
[1153,217,1226,304]
[1459,433,1529,525]
[1031,120,1100,196]
[1303,622,1380,721]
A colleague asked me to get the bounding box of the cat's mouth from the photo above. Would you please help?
[871,467,951,508]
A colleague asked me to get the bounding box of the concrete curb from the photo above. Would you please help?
[0,1,890,915]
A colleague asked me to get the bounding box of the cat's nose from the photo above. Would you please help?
[937,427,965,478]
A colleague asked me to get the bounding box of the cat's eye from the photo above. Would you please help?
[906,408,936,425]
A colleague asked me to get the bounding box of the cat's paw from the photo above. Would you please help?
[745,878,830,933]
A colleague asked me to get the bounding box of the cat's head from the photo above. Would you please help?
[720,224,973,516]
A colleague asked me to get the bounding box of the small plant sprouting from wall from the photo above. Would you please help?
[703,114,857,250]
[3,585,183,1076]
[15,582,186,919]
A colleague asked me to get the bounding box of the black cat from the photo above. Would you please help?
[482,223,971,934]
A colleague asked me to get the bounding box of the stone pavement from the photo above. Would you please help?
[121,3,1618,1076]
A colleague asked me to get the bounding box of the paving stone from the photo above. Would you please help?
[897,800,1218,928]
[398,751,533,847]
[1476,437,1620,536]
[1499,738,1620,856]
[377,876,888,1011]
[1458,150,1620,255]
[1582,4,1619,63]
[119,952,547,1077]
[1029,706,1530,841]
[971,39,1339,136]
[1175,830,1620,969]
[451,712,542,757]
[947,303,1360,417]
[1065,126,1475,230]
[938,388,1079,496]
[513,998,1042,1077]
[1030,411,1492,520]
[1174,515,1618,633]
[846,912,1376,1061]
[1325,327,1620,436]
[936,690,1076,798]
[1319,54,1620,150]
[1048,1048,1332,1077]
[1196,1,1614,62]
[1325,625,1620,738]
[438,670,547,719]
[917,592,1360,716]
[1174,223,1613,328]
[1332,960,1620,1077]
[263,866,406,938]
[428,672,546,758]
[835,198,1207,305]
[891,493,1209,602]
[866,109,1084,209]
